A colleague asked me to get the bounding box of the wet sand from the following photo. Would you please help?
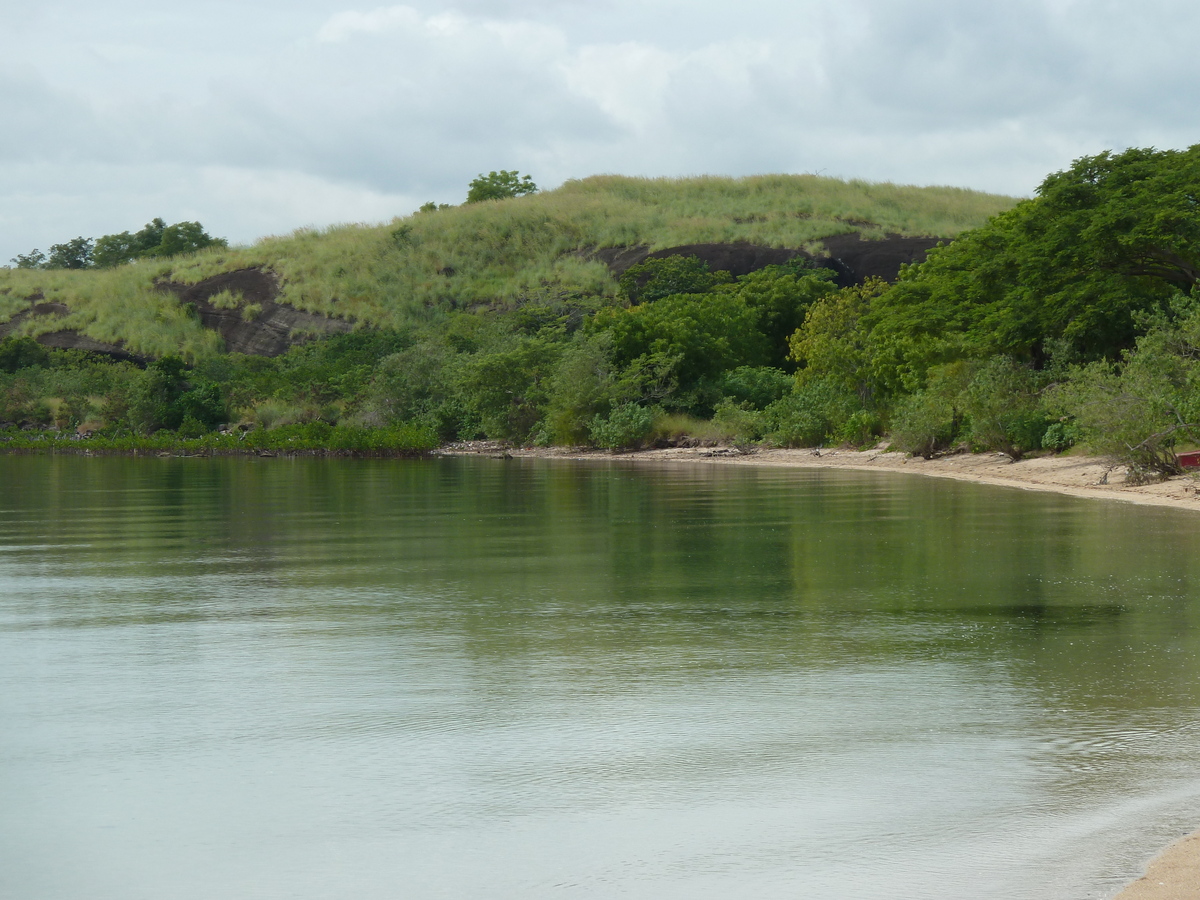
[1113,832,1200,899]
[440,442,1200,897]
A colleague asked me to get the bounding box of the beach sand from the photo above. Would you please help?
[440,442,1200,897]
[1113,832,1200,899]
[443,443,1200,513]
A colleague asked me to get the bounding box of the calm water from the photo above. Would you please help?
[2,456,1199,899]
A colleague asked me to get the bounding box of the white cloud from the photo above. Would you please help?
[2,0,1200,260]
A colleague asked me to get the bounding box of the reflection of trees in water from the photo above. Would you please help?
[6,455,1200,716]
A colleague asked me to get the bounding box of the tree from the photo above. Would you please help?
[10,250,45,269]
[465,170,537,203]
[865,144,1200,393]
[617,255,733,304]
[45,237,93,269]
[93,218,226,267]
[789,278,888,404]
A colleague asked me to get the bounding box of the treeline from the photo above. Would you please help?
[4,147,1200,475]
[10,218,226,270]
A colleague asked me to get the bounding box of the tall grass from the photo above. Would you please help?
[0,174,1017,359]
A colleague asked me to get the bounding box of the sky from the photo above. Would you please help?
[2,0,1199,261]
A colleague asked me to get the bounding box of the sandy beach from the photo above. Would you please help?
[441,442,1200,897]
[442,443,1200,513]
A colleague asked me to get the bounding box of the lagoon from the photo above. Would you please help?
[1,456,1199,899]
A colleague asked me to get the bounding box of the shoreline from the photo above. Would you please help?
[443,441,1200,899]
[440,443,1200,514]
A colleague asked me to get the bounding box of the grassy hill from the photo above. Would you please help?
[0,174,1016,360]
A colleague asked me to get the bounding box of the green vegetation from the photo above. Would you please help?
[13,153,1200,477]
[12,218,227,270]
[465,170,538,203]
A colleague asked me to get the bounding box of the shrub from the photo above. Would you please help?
[589,402,654,449]
[763,379,860,447]
[617,254,732,304]
[717,366,793,409]
[0,337,50,373]
[887,388,962,458]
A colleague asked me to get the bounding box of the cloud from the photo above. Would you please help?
[2,0,1200,260]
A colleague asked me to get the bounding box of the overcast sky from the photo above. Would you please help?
[2,0,1198,261]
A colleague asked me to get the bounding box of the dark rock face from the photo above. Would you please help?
[36,330,147,365]
[590,234,946,287]
[158,268,354,356]
[0,298,145,364]
[816,233,944,286]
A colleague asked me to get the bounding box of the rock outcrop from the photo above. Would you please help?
[157,268,353,356]
[590,233,944,286]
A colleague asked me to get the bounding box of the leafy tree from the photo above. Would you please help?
[0,336,50,373]
[725,262,836,367]
[124,356,226,433]
[93,218,226,267]
[866,144,1200,393]
[590,292,769,410]
[761,378,860,447]
[465,170,537,203]
[790,278,888,404]
[45,237,93,269]
[455,335,561,441]
[10,250,45,269]
[618,255,733,304]
[154,221,226,258]
[1048,301,1200,479]
[717,366,793,409]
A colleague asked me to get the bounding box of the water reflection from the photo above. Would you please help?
[1,456,1198,899]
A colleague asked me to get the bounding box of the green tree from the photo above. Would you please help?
[866,145,1200,393]
[45,237,93,269]
[790,278,888,404]
[10,250,45,269]
[726,263,836,368]
[93,218,227,267]
[1048,301,1200,479]
[0,337,50,373]
[590,292,769,411]
[617,255,733,304]
[465,170,537,203]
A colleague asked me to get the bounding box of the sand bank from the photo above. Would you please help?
[442,443,1200,513]
[440,442,1200,896]
[1113,832,1200,900]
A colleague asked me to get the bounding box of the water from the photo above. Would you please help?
[1,455,1199,899]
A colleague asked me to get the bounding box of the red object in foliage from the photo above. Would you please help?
[1176,451,1200,469]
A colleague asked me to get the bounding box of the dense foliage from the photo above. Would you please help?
[6,150,1200,476]
[465,171,538,203]
[11,218,227,270]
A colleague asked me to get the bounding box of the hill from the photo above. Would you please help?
[0,174,1015,361]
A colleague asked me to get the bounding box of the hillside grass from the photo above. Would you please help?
[0,174,1017,360]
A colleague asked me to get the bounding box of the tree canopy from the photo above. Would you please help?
[11,218,227,269]
[465,170,537,203]
[862,145,1200,392]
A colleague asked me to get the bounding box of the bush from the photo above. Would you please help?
[617,255,732,304]
[589,402,654,449]
[763,379,860,447]
[960,356,1051,459]
[887,389,961,458]
[835,409,881,447]
[0,337,50,373]
[711,399,765,443]
[1041,420,1082,452]
[717,366,793,409]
